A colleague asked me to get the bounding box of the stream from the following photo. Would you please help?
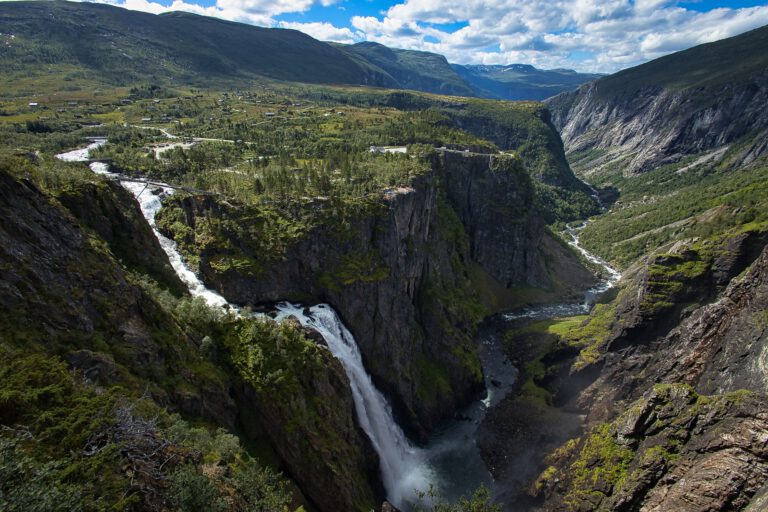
[56,140,620,510]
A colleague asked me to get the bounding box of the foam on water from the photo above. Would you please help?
[57,140,429,506]
[273,303,433,508]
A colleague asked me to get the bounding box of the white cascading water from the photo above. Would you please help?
[56,142,230,310]
[55,138,107,163]
[56,140,428,508]
[118,179,231,310]
[273,302,432,508]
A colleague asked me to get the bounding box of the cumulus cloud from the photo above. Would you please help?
[278,21,358,43]
[57,0,768,72]
[354,1,768,72]
[88,0,334,26]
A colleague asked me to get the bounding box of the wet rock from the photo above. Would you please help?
[381,501,401,512]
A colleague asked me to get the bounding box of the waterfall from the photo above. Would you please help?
[118,180,231,310]
[273,303,432,508]
[56,142,230,310]
[55,138,107,162]
[56,141,430,508]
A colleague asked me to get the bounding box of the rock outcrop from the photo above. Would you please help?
[231,319,384,512]
[440,101,600,222]
[566,234,768,424]
[438,152,547,287]
[525,238,768,511]
[534,384,768,512]
[56,180,186,294]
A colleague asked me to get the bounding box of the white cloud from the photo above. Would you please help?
[88,0,336,27]
[278,21,358,43]
[55,0,768,72]
[351,1,768,72]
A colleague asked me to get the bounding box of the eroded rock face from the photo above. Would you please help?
[527,240,768,511]
[437,152,548,288]
[568,240,768,425]
[534,385,768,512]
[240,343,383,512]
[656,246,768,395]
[546,70,768,174]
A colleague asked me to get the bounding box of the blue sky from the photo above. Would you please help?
[85,0,768,72]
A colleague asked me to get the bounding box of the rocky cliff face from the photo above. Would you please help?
[547,67,768,174]
[512,27,768,511]
[157,152,594,435]
[227,318,384,512]
[438,152,548,288]
[564,232,768,423]
[534,384,768,512]
[0,167,236,426]
[440,102,599,224]
[526,235,768,510]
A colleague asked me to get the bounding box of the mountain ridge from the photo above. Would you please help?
[0,0,597,100]
[452,63,603,101]
[547,23,768,174]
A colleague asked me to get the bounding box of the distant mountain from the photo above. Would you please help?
[452,64,603,101]
[336,42,475,97]
[547,23,768,173]
[0,0,395,87]
[0,0,597,101]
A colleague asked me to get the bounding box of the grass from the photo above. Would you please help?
[576,154,768,269]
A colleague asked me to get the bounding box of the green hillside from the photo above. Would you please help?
[337,42,475,96]
[0,0,393,87]
[0,0,602,101]
[593,23,768,99]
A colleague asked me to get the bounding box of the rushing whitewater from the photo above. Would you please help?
[505,226,621,321]
[55,138,107,162]
[121,180,231,310]
[56,142,230,309]
[273,302,432,507]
